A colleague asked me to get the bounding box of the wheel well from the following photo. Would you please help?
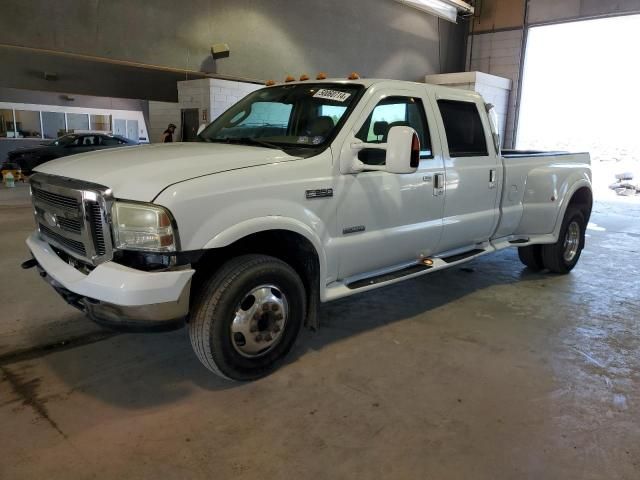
[191,230,321,329]
[567,187,593,222]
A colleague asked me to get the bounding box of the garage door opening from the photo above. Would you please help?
[517,14,640,201]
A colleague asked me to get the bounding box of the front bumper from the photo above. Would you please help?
[26,232,195,331]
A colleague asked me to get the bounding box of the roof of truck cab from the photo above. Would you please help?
[267,78,485,99]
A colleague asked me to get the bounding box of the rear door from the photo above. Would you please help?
[431,92,501,252]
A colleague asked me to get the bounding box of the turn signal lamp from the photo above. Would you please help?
[410,133,420,168]
[348,72,360,80]
[284,75,296,82]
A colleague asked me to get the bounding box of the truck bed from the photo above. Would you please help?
[502,149,576,158]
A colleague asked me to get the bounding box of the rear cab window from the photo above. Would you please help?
[437,100,488,157]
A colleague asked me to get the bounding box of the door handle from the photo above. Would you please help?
[489,169,497,189]
[433,173,445,196]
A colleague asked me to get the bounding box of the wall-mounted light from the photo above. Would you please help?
[211,43,230,60]
[395,0,474,23]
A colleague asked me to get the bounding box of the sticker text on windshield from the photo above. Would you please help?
[313,89,352,102]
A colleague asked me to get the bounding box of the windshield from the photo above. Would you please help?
[198,83,363,152]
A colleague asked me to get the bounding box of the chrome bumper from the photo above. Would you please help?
[44,272,190,332]
[26,232,194,332]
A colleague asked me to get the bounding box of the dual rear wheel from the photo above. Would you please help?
[518,207,586,274]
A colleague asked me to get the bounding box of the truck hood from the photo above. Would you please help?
[34,143,299,201]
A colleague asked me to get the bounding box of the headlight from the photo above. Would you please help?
[111,201,177,252]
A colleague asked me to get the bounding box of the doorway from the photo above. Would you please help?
[181,109,200,142]
[517,14,640,201]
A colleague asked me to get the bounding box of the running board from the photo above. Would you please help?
[346,263,432,290]
[440,248,485,264]
[326,246,493,302]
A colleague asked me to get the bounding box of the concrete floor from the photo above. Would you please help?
[1,184,639,479]
[0,183,107,356]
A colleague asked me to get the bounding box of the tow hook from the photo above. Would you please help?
[21,258,38,270]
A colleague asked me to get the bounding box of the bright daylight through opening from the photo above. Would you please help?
[517,14,640,200]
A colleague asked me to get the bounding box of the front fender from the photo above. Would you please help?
[202,215,329,292]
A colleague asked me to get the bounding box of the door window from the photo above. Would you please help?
[437,100,488,157]
[356,96,432,163]
[101,136,126,146]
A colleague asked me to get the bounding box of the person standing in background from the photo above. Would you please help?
[161,123,177,143]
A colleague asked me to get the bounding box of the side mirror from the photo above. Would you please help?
[385,126,420,174]
[347,126,420,174]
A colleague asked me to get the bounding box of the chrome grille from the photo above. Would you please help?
[30,173,114,265]
[39,224,87,255]
[57,216,82,234]
[32,186,79,211]
[87,202,106,256]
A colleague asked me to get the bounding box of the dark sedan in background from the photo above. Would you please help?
[5,133,137,174]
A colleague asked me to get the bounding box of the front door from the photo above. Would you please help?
[431,93,501,252]
[335,89,445,280]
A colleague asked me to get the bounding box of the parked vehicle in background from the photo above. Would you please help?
[23,77,592,381]
[6,133,136,175]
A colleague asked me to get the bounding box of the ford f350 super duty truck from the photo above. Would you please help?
[23,78,592,380]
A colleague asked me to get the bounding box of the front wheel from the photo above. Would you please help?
[189,254,306,381]
[541,207,586,274]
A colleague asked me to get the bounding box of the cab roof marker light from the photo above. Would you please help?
[316,72,328,80]
[284,75,296,83]
[348,72,360,80]
[299,74,310,81]
[265,79,276,86]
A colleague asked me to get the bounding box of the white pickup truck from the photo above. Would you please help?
[24,78,592,380]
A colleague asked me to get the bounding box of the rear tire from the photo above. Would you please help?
[517,245,545,271]
[189,254,306,381]
[541,207,585,274]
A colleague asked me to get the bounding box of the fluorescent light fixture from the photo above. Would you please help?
[395,0,474,23]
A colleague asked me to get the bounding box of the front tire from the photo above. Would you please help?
[189,254,306,381]
[541,207,586,274]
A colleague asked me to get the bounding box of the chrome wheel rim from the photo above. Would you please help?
[230,285,288,358]
[563,221,580,263]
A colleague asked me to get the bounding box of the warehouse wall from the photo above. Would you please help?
[0,0,467,101]
[468,0,640,148]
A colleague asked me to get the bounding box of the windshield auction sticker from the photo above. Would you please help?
[313,89,351,102]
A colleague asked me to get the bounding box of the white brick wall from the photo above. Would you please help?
[209,79,262,120]
[467,29,523,148]
[175,78,262,135]
[148,101,181,143]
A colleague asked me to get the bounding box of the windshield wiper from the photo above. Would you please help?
[206,137,282,150]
